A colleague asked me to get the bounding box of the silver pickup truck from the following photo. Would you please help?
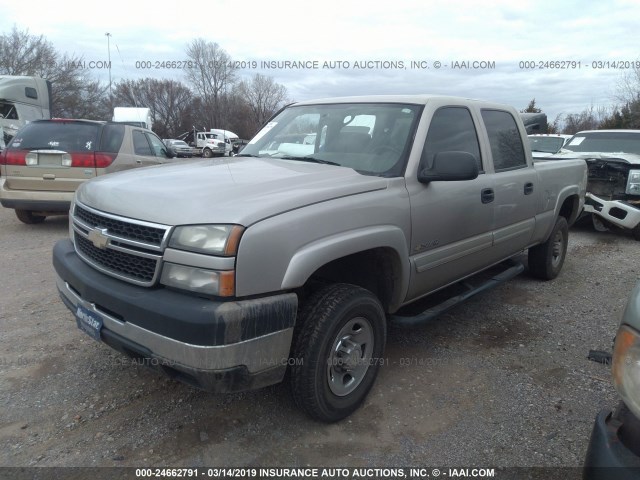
[53,95,587,422]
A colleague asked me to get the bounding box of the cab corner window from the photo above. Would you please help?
[481,109,526,171]
[420,107,482,172]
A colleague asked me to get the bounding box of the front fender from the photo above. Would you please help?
[281,225,410,301]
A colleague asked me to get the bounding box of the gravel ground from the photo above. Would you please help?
[0,206,636,472]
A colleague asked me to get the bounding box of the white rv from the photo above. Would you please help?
[0,76,51,142]
[112,107,153,131]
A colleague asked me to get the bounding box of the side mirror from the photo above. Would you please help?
[418,151,479,183]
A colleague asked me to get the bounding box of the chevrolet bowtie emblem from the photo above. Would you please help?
[88,227,110,249]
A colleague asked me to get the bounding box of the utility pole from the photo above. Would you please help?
[105,32,112,109]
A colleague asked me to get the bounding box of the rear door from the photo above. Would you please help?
[2,120,99,193]
[480,109,537,256]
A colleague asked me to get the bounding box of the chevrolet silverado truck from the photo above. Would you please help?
[549,130,640,240]
[52,95,587,422]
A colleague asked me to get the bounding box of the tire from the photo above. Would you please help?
[290,283,386,423]
[528,216,569,280]
[632,224,640,241]
[202,148,213,158]
[15,209,46,224]
[591,214,610,232]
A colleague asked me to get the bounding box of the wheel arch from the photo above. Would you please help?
[281,226,409,313]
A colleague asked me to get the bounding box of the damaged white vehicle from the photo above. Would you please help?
[551,130,640,240]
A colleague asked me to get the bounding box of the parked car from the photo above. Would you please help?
[550,130,640,240]
[0,119,175,224]
[584,280,640,478]
[163,139,193,158]
[528,134,572,158]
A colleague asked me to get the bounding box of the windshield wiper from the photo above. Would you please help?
[279,156,341,166]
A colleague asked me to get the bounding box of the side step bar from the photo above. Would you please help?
[390,259,525,328]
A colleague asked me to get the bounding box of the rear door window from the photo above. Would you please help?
[481,109,526,171]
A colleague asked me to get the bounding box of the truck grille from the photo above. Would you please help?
[74,234,158,283]
[74,204,166,247]
[71,203,170,287]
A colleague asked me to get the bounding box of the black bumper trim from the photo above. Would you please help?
[583,403,640,479]
[53,239,297,346]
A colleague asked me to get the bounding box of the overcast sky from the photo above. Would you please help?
[2,0,639,127]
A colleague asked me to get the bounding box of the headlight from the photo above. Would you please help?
[169,225,244,256]
[613,325,640,419]
[161,263,235,297]
[626,169,640,195]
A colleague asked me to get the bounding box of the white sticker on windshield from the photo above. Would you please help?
[569,137,585,146]
[249,122,277,144]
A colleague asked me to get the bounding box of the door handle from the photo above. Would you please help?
[524,182,534,195]
[481,188,494,204]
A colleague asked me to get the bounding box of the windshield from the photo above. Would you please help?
[528,136,566,153]
[240,103,422,176]
[563,131,640,154]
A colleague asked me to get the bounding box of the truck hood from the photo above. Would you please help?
[551,151,640,165]
[75,157,389,226]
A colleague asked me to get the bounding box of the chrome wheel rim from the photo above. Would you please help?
[327,317,373,397]
[551,229,564,268]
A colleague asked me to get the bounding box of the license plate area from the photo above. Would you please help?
[37,153,64,166]
[75,304,103,341]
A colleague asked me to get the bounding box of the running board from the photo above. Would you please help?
[390,259,525,328]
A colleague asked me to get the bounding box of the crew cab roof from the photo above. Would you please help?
[291,94,512,109]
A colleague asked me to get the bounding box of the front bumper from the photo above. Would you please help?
[53,239,298,393]
[584,192,640,230]
[0,178,72,212]
[583,402,640,479]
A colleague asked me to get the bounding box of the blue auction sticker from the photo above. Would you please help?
[75,305,103,342]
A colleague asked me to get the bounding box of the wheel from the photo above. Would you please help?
[528,216,568,280]
[202,148,213,158]
[15,209,46,224]
[591,214,609,232]
[632,224,640,241]
[290,283,386,422]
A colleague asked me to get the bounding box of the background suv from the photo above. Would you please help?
[0,119,175,223]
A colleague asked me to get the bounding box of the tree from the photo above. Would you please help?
[236,74,289,134]
[113,78,194,138]
[185,39,237,128]
[546,114,563,134]
[0,26,109,120]
[521,98,542,113]
[562,105,611,134]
